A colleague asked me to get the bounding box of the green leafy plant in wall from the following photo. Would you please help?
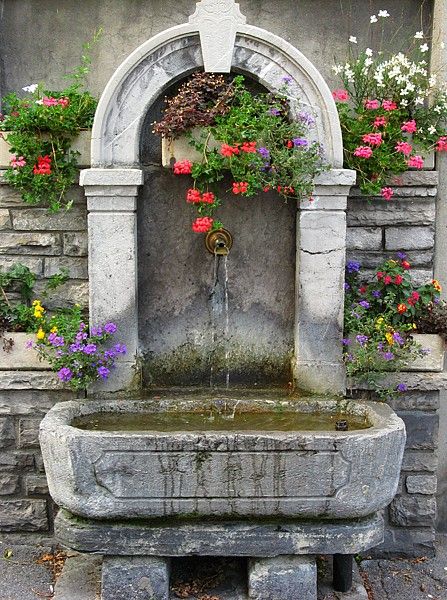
[154,72,327,233]
[332,9,447,199]
[0,30,102,211]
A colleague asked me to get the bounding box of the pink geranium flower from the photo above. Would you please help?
[436,137,447,151]
[373,116,387,128]
[381,187,394,201]
[365,99,380,110]
[362,132,382,146]
[401,120,417,133]
[382,100,398,111]
[353,146,373,158]
[407,155,424,169]
[395,141,413,155]
[10,155,26,168]
[332,89,349,102]
[42,96,59,107]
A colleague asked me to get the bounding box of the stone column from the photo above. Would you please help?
[294,169,355,395]
[80,168,144,392]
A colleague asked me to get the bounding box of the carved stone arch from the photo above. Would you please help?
[81,2,355,395]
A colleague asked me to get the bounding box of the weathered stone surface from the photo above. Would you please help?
[0,474,20,495]
[0,185,25,206]
[385,226,435,251]
[25,475,49,496]
[366,526,436,558]
[401,451,438,472]
[0,209,11,229]
[34,280,89,309]
[346,227,382,251]
[359,268,433,287]
[0,451,35,471]
[0,232,62,255]
[347,198,435,226]
[11,207,87,231]
[249,555,317,600]
[387,171,438,186]
[44,257,88,279]
[41,399,405,520]
[406,475,437,495]
[0,416,15,448]
[0,256,43,275]
[399,412,438,450]
[63,232,88,257]
[0,499,48,532]
[0,389,72,415]
[405,334,445,372]
[0,371,63,390]
[388,391,439,412]
[18,418,41,448]
[389,495,437,526]
[346,250,433,269]
[55,509,384,556]
[102,556,170,600]
[0,333,50,370]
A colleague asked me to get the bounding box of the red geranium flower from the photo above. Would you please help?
[192,217,213,233]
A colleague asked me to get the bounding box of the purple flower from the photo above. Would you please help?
[396,252,407,260]
[298,111,316,126]
[91,326,103,336]
[346,353,354,362]
[359,300,370,309]
[372,290,381,298]
[25,339,34,349]
[344,282,350,291]
[377,342,384,351]
[58,367,73,382]
[97,366,110,379]
[69,342,81,353]
[421,347,431,355]
[269,107,280,116]
[434,297,440,304]
[393,332,405,345]
[383,351,394,361]
[48,333,64,347]
[258,147,270,158]
[396,383,408,392]
[76,331,88,342]
[293,137,308,147]
[104,322,117,334]
[114,343,127,354]
[356,334,369,346]
[351,311,361,319]
[282,75,293,84]
[347,261,361,274]
[342,338,351,346]
[104,350,116,360]
[79,322,87,331]
[83,343,97,355]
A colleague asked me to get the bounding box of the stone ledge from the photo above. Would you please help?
[0,371,65,390]
[55,510,384,557]
[351,371,447,391]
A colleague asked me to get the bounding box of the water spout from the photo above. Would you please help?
[205,228,233,256]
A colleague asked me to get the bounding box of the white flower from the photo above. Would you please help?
[434,105,442,112]
[428,125,436,134]
[349,36,357,44]
[441,42,445,49]
[370,15,378,23]
[332,65,343,75]
[378,10,390,17]
[364,58,373,67]
[400,99,408,107]
[22,84,38,94]
[420,43,429,53]
[35,99,44,105]
[365,48,373,57]
[414,31,424,39]
[415,96,425,105]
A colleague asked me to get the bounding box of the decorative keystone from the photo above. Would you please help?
[189,0,246,72]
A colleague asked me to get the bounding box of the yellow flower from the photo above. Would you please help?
[385,332,394,345]
[32,300,41,306]
[375,317,384,331]
[50,326,58,333]
[432,279,442,292]
[413,323,417,329]
[34,308,44,319]
[36,328,45,340]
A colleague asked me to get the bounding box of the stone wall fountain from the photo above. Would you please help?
[39,1,407,598]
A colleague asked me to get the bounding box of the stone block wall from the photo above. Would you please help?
[0,171,442,559]
[0,177,89,310]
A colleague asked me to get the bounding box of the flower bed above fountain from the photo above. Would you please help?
[40,395,406,520]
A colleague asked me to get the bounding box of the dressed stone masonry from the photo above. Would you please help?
[82,0,355,394]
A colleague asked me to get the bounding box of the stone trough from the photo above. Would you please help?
[41,395,406,599]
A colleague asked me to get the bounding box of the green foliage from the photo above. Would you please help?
[0,31,101,211]
[155,73,326,232]
[332,13,447,196]
[343,255,441,399]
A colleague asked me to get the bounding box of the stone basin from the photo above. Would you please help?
[39,396,406,520]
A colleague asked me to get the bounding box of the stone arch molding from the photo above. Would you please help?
[81,0,355,395]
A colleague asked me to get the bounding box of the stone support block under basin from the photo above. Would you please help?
[248,555,317,600]
[101,555,170,600]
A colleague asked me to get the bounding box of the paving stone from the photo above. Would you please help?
[102,556,170,600]
[249,555,317,600]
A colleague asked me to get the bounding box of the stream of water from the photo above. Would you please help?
[210,253,231,389]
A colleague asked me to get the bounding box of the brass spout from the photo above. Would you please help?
[205,228,233,255]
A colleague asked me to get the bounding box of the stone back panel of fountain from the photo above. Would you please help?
[138,79,296,387]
